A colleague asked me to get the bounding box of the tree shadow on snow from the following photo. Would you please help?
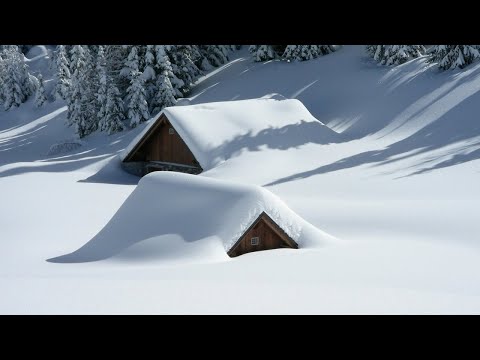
[266,73,480,186]
[0,103,141,184]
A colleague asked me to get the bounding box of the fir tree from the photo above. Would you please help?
[35,74,47,107]
[105,45,129,95]
[155,45,183,97]
[54,45,71,101]
[280,45,337,61]
[143,45,158,105]
[367,45,425,66]
[0,53,5,106]
[430,45,480,70]
[124,47,150,127]
[81,47,98,135]
[152,71,176,114]
[318,45,336,55]
[249,45,275,62]
[2,60,26,109]
[365,45,386,63]
[282,45,301,60]
[198,45,230,68]
[126,71,150,127]
[165,45,202,95]
[68,45,97,137]
[96,46,108,123]
[1,45,33,110]
[120,45,137,80]
[383,45,425,66]
[100,74,126,134]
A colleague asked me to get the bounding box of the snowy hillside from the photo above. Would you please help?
[1,45,480,314]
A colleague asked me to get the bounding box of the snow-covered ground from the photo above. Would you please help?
[1,46,480,314]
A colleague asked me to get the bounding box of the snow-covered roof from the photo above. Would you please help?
[121,97,339,170]
[51,172,333,262]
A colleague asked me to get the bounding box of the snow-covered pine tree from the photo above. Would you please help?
[281,45,337,61]
[429,45,480,70]
[367,45,425,66]
[35,73,47,107]
[100,73,126,134]
[165,45,202,95]
[82,47,99,134]
[119,45,139,86]
[0,54,5,106]
[67,45,86,127]
[282,45,301,60]
[383,45,425,66]
[1,54,25,109]
[135,46,147,75]
[1,45,34,110]
[54,45,71,101]
[404,45,425,59]
[187,46,203,70]
[198,45,230,69]
[105,45,129,94]
[155,45,183,98]
[365,45,387,64]
[152,70,176,114]
[142,45,158,105]
[318,45,336,55]
[249,45,275,62]
[68,45,98,137]
[96,46,108,123]
[124,46,150,127]
[126,71,150,127]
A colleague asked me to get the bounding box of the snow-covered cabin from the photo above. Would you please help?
[50,172,333,262]
[121,97,338,176]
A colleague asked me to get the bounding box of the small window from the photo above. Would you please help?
[251,237,259,246]
[169,128,175,135]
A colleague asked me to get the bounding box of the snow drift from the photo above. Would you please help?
[49,172,333,263]
[121,97,340,171]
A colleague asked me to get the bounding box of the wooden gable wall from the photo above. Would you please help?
[228,212,298,258]
[126,114,199,168]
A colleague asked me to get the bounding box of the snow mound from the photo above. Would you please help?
[47,139,84,156]
[26,45,48,59]
[121,97,340,171]
[49,172,333,263]
[175,98,191,106]
[261,93,287,100]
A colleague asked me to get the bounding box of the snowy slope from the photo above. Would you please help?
[1,45,480,314]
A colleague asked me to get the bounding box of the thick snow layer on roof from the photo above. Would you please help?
[121,97,339,170]
[50,172,333,263]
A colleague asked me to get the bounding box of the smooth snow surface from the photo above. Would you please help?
[50,172,332,263]
[2,46,480,314]
[121,97,339,170]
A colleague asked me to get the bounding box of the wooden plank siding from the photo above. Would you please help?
[228,212,298,257]
[125,114,201,170]
[145,118,197,166]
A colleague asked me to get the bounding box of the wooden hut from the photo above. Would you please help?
[121,97,338,177]
[122,114,202,176]
[228,211,298,257]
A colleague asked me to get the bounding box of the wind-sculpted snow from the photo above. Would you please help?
[49,172,333,263]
